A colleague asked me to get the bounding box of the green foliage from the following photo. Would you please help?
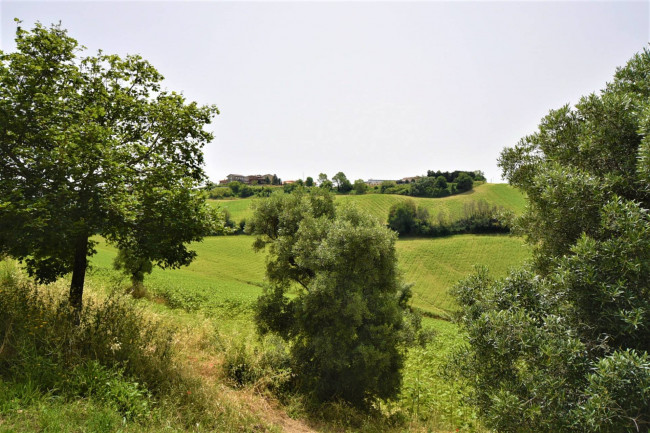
[387,200,430,235]
[454,48,650,432]
[409,176,451,198]
[332,171,352,192]
[305,176,314,187]
[0,22,218,311]
[455,172,474,192]
[353,179,368,194]
[0,262,276,431]
[388,199,510,237]
[212,183,526,231]
[0,278,178,398]
[249,190,414,407]
[112,248,153,296]
[222,335,292,393]
[399,319,478,430]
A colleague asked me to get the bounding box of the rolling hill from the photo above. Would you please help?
[210,183,526,224]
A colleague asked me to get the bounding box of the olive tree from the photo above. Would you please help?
[452,48,650,432]
[248,189,413,407]
[0,22,219,314]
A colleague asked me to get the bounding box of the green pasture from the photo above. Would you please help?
[210,183,526,224]
[396,234,530,315]
[90,236,266,321]
[89,233,529,318]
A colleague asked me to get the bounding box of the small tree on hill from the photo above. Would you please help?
[0,22,219,315]
[332,171,352,192]
[353,179,367,194]
[455,172,473,192]
[317,173,329,186]
[248,189,413,407]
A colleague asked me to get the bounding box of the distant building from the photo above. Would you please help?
[366,179,393,186]
[226,174,247,183]
[246,175,266,185]
[221,173,278,185]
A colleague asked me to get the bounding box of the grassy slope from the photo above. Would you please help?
[8,185,528,433]
[397,235,529,315]
[210,183,527,224]
[91,233,529,318]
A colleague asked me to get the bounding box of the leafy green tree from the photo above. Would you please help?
[453,48,650,432]
[248,189,413,407]
[305,176,314,187]
[332,171,353,192]
[0,22,218,314]
[434,176,448,190]
[380,180,397,194]
[317,173,329,185]
[352,179,367,194]
[455,172,473,192]
[387,200,417,234]
[228,181,242,195]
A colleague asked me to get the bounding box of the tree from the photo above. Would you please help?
[0,22,219,315]
[305,176,314,187]
[248,189,413,407]
[433,175,448,190]
[452,48,650,432]
[352,179,367,194]
[332,171,348,191]
[455,172,473,192]
[387,200,417,235]
[317,173,329,186]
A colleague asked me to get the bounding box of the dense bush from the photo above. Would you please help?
[387,199,510,237]
[248,190,417,408]
[452,48,650,432]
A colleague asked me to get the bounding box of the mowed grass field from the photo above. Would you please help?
[397,235,529,315]
[211,183,526,224]
[89,233,530,318]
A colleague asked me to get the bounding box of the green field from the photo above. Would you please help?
[90,233,529,318]
[210,183,527,224]
[397,235,529,315]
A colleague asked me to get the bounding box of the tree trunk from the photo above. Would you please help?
[69,234,88,320]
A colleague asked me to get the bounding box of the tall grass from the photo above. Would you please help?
[0,259,275,432]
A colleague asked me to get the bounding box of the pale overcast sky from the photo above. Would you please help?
[1,1,649,183]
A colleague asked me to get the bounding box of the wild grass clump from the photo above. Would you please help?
[222,334,292,394]
[0,259,272,431]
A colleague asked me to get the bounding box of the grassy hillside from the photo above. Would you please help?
[91,233,529,318]
[210,183,526,224]
[397,235,529,315]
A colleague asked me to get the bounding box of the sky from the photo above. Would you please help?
[1,1,649,184]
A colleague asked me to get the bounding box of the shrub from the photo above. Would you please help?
[249,190,415,407]
[453,48,650,432]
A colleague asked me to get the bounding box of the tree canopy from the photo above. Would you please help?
[453,47,650,432]
[248,189,414,406]
[0,22,219,313]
